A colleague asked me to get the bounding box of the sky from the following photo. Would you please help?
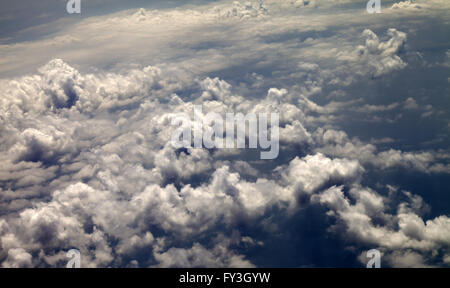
[0,0,449,268]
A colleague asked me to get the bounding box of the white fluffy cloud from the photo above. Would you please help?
[0,0,449,268]
[313,185,450,267]
[1,54,448,267]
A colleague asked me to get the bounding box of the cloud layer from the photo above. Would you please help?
[0,0,449,267]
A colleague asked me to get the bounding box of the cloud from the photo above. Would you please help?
[391,1,423,10]
[153,237,255,268]
[219,0,268,20]
[1,58,448,266]
[355,29,407,77]
[313,185,450,267]
[0,0,449,268]
[1,248,33,268]
[281,153,363,196]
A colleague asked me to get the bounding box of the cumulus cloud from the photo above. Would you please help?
[153,237,255,268]
[0,0,449,268]
[1,248,33,268]
[354,29,407,77]
[313,185,450,267]
[220,0,268,19]
[391,1,423,10]
[1,57,448,267]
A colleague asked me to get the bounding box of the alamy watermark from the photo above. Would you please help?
[66,249,81,268]
[367,0,381,14]
[366,249,381,268]
[170,105,279,160]
[66,0,81,14]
